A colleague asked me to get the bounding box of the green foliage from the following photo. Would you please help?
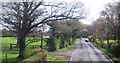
[1,49,48,63]
[93,41,120,63]
[96,39,120,58]
[59,36,65,49]
[20,49,47,62]
[25,37,40,46]
[56,45,75,52]
[47,20,85,38]
[55,38,61,50]
[47,20,84,52]
[110,43,120,57]
[1,37,46,50]
[23,47,35,58]
[1,37,46,45]
[104,40,116,44]
[1,37,17,50]
[1,52,18,63]
[47,54,64,61]
[46,37,57,52]
[1,37,17,44]
[47,21,72,35]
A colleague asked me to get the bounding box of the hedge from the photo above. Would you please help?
[18,49,47,63]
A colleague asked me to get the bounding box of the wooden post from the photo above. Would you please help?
[5,54,8,63]
[10,44,12,50]
[40,32,43,49]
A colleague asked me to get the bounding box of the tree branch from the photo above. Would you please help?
[29,0,43,15]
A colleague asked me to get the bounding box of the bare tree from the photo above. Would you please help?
[115,2,120,43]
[100,3,118,46]
[0,1,86,59]
[101,2,120,40]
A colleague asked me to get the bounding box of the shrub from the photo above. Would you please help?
[23,47,35,58]
[19,49,47,63]
[46,37,56,52]
[110,43,120,57]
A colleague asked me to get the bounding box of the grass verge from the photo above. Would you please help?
[56,44,76,52]
[55,38,78,52]
[1,52,18,63]
[93,43,120,63]
[47,54,64,61]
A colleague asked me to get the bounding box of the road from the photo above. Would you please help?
[69,38,114,63]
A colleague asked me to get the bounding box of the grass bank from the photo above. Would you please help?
[93,43,120,63]
[47,54,64,61]
[1,52,18,63]
[56,45,76,52]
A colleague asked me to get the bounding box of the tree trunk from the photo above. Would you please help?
[46,37,56,52]
[40,32,43,49]
[107,32,110,45]
[16,37,20,48]
[68,38,71,45]
[59,36,65,49]
[17,35,26,60]
[71,37,75,44]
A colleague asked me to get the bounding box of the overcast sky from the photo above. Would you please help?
[50,0,119,24]
[0,0,119,30]
[57,0,119,24]
[80,0,119,24]
[42,0,119,24]
[39,0,119,24]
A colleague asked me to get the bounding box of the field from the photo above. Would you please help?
[0,37,77,63]
[1,52,18,62]
[1,37,46,50]
[0,37,47,62]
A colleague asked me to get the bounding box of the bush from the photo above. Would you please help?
[46,37,56,52]
[110,43,120,57]
[19,49,47,63]
[23,47,35,58]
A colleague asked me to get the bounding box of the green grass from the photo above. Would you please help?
[93,43,120,63]
[1,37,77,63]
[103,40,116,44]
[47,39,77,61]
[47,54,64,61]
[2,52,18,60]
[1,37,46,50]
[1,52,19,63]
[1,37,46,45]
[1,37,17,44]
[1,51,65,63]
[56,44,76,52]
[0,52,2,60]
[47,44,74,63]
[55,38,78,52]
[99,47,120,63]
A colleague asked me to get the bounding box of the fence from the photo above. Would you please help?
[2,43,40,50]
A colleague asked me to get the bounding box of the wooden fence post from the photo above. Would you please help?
[5,54,8,63]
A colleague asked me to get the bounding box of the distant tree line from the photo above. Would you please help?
[86,1,120,58]
[46,19,85,51]
[1,29,16,37]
